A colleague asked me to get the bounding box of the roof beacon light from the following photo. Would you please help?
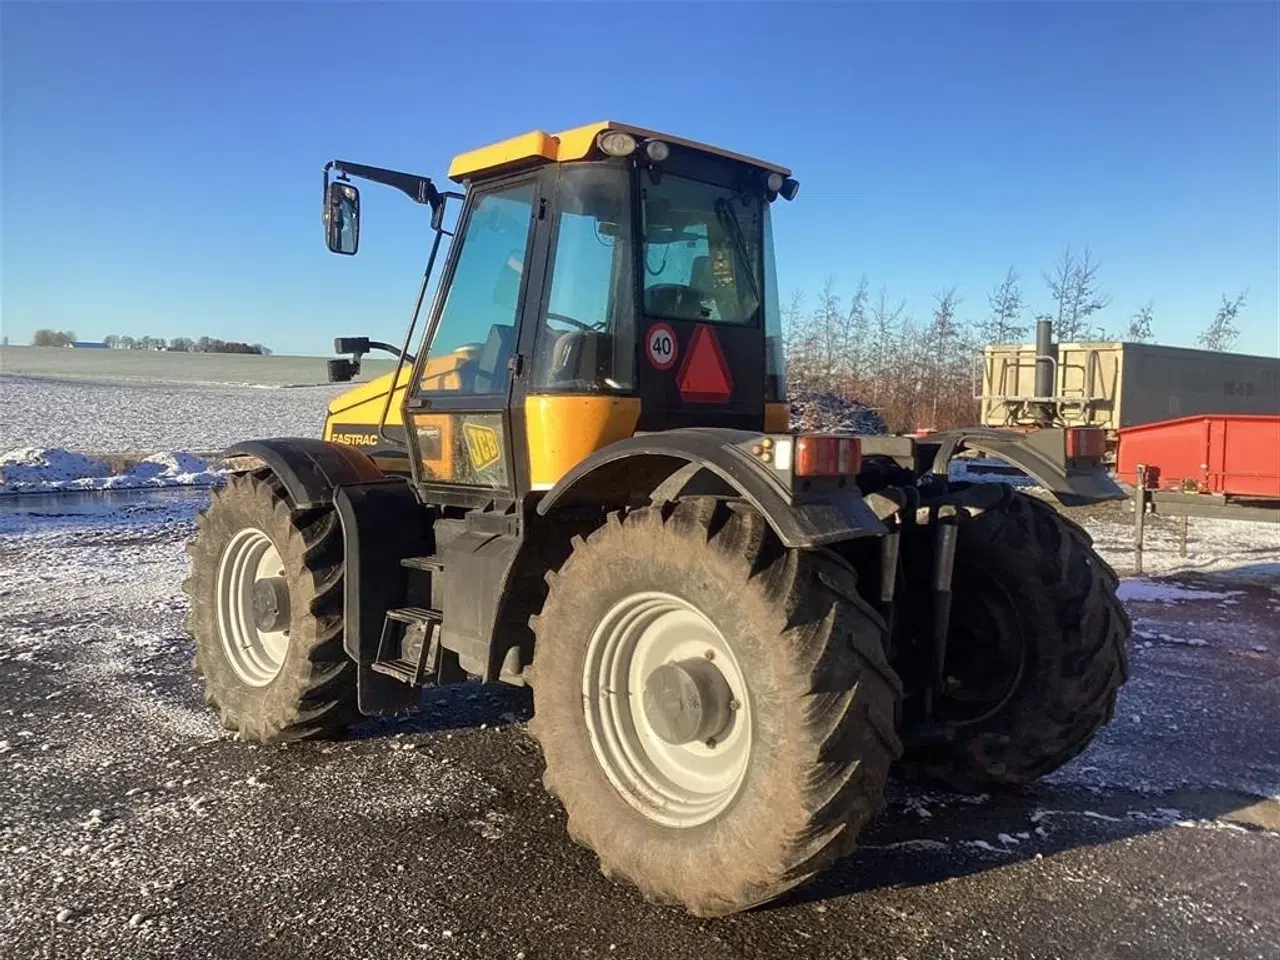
[598,131,638,158]
[766,172,785,194]
[644,139,670,163]
[780,178,800,201]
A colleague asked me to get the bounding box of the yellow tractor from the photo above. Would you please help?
[185,122,1130,916]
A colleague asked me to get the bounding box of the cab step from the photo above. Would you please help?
[373,606,443,687]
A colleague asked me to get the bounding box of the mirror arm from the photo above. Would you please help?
[366,340,417,364]
[328,159,442,211]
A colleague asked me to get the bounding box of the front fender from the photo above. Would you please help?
[223,437,385,510]
[535,428,886,548]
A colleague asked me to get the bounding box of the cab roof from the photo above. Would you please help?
[447,121,790,183]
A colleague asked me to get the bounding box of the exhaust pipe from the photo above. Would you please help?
[1034,319,1057,426]
[1034,319,1054,399]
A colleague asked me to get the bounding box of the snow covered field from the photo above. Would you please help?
[0,374,345,453]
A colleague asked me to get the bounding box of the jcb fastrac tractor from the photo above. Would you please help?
[186,122,1130,916]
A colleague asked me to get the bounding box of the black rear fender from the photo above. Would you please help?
[918,428,1125,506]
[536,429,886,548]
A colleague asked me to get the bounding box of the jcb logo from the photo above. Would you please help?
[463,423,501,470]
[331,430,379,447]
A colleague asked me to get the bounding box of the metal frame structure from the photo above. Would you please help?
[1130,463,1280,574]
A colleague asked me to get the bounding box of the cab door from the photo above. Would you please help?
[402,173,547,502]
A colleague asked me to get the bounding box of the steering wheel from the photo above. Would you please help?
[645,284,708,320]
[546,312,598,332]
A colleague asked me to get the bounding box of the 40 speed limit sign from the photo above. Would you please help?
[645,322,678,371]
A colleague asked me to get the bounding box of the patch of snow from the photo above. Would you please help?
[948,456,1038,487]
[1088,514,1280,584]
[1116,580,1244,603]
[963,840,1012,854]
[0,447,111,487]
[0,447,225,494]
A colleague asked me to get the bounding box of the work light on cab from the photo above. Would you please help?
[644,139,670,163]
[597,131,637,157]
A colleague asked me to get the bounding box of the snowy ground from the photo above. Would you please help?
[1,493,1277,959]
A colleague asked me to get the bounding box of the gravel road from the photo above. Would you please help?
[1,494,1277,960]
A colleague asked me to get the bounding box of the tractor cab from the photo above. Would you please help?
[320,122,800,501]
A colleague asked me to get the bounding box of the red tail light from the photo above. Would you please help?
[1066,427,1106,459]
[795,435,862,477]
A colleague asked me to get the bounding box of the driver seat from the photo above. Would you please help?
[547,330,603,385]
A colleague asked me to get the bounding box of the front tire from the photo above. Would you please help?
[900,485,1130,789]
[529,499,902,917]
[184,471,357,742]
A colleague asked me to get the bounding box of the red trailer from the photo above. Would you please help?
[1113,414,1280,573]
[1115,414,1280,499]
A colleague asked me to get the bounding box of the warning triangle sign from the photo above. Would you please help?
[676,324,734,404]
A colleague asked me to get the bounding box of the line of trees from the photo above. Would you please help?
[784,246,1252,433]
[103,335,272,355]
[30,329,272,354]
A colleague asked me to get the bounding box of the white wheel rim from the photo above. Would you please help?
[215,527,289,686]
[582,591,751,828]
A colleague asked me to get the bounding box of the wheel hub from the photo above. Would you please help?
[643,658,735,746]
[252,577,291,633]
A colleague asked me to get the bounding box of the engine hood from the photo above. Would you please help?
[327,367,413,417]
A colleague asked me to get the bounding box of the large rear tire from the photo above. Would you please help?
[900,485,1130,790]
[184,471,358,742]
[528,499,902,917]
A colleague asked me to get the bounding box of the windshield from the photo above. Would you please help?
[640,175,762,325]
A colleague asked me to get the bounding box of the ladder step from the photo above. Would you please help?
[401,556,445,573]
[370,659,420,683]
[385,606,442,625]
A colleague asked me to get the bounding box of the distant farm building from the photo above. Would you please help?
[70,341,108,349]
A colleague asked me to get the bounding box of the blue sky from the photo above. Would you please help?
[3,1,1277,357]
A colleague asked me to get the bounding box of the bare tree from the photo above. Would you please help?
[1125,302,1155,343]
[982,266,1027,344]
[866,284,907,407]
[784,278,873,395]
[1043,246,1111,341]
[1197,290,1247,352]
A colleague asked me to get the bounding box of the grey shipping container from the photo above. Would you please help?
[979,341,1280,430]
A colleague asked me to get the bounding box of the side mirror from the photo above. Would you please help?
[327,358,360,382]
[324,181,360,255]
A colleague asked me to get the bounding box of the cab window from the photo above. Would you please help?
[421,181,536,394]
[640,175,762,326]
